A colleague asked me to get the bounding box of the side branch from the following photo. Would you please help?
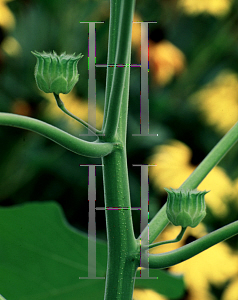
[147,221,238,269]
[141,121,238,244]
[181,120,238,190]
[0,113,113,158]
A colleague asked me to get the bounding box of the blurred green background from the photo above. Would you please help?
[1,0,238,299]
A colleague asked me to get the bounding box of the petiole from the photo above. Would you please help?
[53,93,102,136]
[147,226,187,250]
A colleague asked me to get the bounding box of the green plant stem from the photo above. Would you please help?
[181,121,238,189]
[0,112,113,158]
[103,0,135,141]
[101,0,138,298]
[101,27,136,300]
[147,227,186,250]
[147,220,238,269]
[53,93,102,135]
[141,120,238,244]
[102,0,120,131]
[102,149,139,300]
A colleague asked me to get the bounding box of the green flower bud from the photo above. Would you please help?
[165,188,208,228]
[32,51,83,94]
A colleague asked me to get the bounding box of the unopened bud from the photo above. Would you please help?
[32,51,83,94]
[165,188,208,228]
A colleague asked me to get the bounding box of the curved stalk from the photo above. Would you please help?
[147,227,186,250]
[0,113,113,158]
[53,93,102,135]
[147,221,238,269]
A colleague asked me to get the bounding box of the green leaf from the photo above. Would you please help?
[0,202,184,299]
[0,202,106,300]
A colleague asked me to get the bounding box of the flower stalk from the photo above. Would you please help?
[53,93,102,135]
[147,227,187,250]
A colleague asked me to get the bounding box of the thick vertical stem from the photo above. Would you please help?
[101,0,138,298]
[102,149,139,300]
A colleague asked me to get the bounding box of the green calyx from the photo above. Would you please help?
[165,188,208,228]
[32,51,83,94]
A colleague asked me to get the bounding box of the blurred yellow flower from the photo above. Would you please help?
[0,0,15,30]
[42,92,104,133]
[133,289,167,300]
[190,70,238,134]
[150,224,238,300]
[177,0,233,17]
[1,36,21,56]
[149,40,186,86]
[148,140,237,217]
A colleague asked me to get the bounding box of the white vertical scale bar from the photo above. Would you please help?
[141,23,149,136]
[140,165,150,278]
[88,23,96,135]
[133,164,157,280]
[79,22,104,136]
[133,22,158,136]
[79,164,104,279]
[87,165,97,277]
